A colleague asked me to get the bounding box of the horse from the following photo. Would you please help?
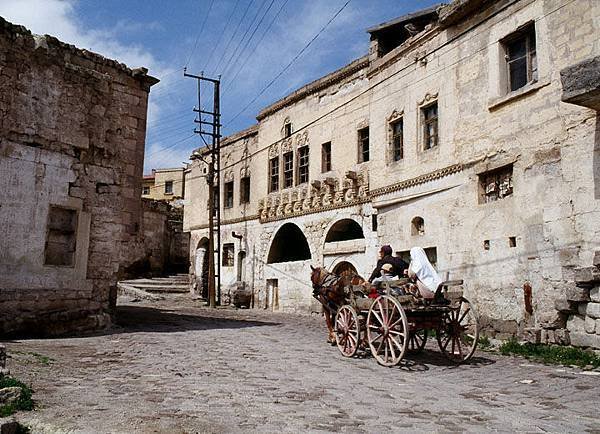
[310,265,369,344]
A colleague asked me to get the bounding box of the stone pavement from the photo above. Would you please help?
[5,295,600,433]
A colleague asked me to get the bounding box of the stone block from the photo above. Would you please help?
[522,327,541,344]
[554,299,578,313]
[585,302,600,319]
[567,314,586,333]
[566,287,590,302]
[590,287,600,302]
[574,267,597,285]
[0,344,5,368]
[569,332,600,349]
[537,310,566,329]
[554,328,570,345]
[0,387,21,405]
[578,303,588,316]
[585,316,596,334]
[0,417,18,434]
[594,251,600,268]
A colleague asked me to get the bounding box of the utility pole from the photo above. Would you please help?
[185,69,221,307]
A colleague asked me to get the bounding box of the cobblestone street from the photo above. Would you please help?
[6,295,600,433]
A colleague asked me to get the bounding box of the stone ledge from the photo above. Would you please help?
[560,55,600,111]
[569,332,600,349]
[488,80,551,111]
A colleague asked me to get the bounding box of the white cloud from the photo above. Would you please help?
[0,0,161,73]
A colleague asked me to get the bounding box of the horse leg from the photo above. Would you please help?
[324,310,336,345]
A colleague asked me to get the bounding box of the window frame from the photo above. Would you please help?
[142,186,150,195]
[421,102,438,150]
[240,176,250,204]
[222,243,235,267]
[390,117,404,161]
[223,180,234,209]
[283,151,294,189]
[164,180,174,195]
[502,23,537,94]
[357,126,370,163]
[269,156,279,193]
[297,145,309,185]
[478,164,514,204]
[321,142,332,173]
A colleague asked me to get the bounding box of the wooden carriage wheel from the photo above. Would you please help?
[366,295,409,367]
[334,305,361,357]
[436,297,479,363]
[407,329,428,354]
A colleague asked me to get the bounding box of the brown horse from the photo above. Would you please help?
[310,265,368,344]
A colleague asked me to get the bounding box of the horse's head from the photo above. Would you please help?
[310,265,327,289]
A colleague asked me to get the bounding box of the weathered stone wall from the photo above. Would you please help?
[0,18,157,336]
[183,0,600,347]
[119,200,190,278]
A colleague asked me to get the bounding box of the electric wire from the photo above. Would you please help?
[212,0,256,75]
[184,0,216,68]
[202,0,242,73]
[227,0,352,124]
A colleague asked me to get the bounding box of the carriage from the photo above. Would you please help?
[332,278,480,367]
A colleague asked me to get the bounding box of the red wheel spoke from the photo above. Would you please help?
[458,307,471,324]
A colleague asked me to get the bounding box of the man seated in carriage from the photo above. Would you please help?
[367,245,408,284]
[370,263,406,297]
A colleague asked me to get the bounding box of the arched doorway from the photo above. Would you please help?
[332,261,358,277]
[325,219,365,242]
[267,223,311,263]
[194,238,209,299]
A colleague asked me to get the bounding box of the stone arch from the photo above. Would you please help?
[332,261,358,277]
[411,216,425,236]
[194,237,209,298]
[325,218,365,243]
[267,223,311,264]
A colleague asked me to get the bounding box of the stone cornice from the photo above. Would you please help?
[369,164,463,197]
[256,56,369,121]
[259,198,370,224]
[187,214,260,231]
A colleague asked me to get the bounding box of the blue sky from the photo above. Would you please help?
[0,0,440,172]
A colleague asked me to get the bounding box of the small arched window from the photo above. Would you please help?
[283,119,292,138]
[411,217,425,236]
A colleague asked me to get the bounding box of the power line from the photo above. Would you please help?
[202,0,242,72]
[221,0,277,79]
[145,134,197,158]
[185,0,216,68]
[223,0,289,94]
[219,0,270,77]
[227,0,352,124]
[212,0,256,75]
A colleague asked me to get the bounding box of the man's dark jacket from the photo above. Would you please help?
[368,255,409,282]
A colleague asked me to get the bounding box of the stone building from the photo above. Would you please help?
[141,167,186,204]
[183,0,600,347]
[0,18,158,336]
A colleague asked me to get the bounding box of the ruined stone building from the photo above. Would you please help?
[183,0,600,347]
[0,18,158,336]
[142,167,186,205]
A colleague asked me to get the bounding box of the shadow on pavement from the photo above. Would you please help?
[109,305,281,334]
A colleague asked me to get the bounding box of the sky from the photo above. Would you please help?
[0,0,440,173]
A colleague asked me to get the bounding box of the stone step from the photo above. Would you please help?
[121,279,187,286]
[129,283,189,293]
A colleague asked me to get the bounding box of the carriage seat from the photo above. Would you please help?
[433,279,464,303]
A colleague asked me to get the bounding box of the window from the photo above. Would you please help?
[297,146,309,185]
[479,164,513,203]
[222,243,234,267]
[284,121,292,138]
[45,206,77,267]
[321,142,332,173]
[269,157,279,192]
[503,23,537,93]
[422,103,438,150]
[391,118,404,161]
[224,181,234,208]
[240,176,250,204]
[358,126,369,163]
[397,247,438,269]
[411,216,425,236]
[142,186,150,195]
[164,180,173,194]
[283,152,294,188]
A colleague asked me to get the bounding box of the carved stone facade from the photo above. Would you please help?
[184,0,600,347]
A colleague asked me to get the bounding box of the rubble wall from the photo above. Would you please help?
[0,18,156,336]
